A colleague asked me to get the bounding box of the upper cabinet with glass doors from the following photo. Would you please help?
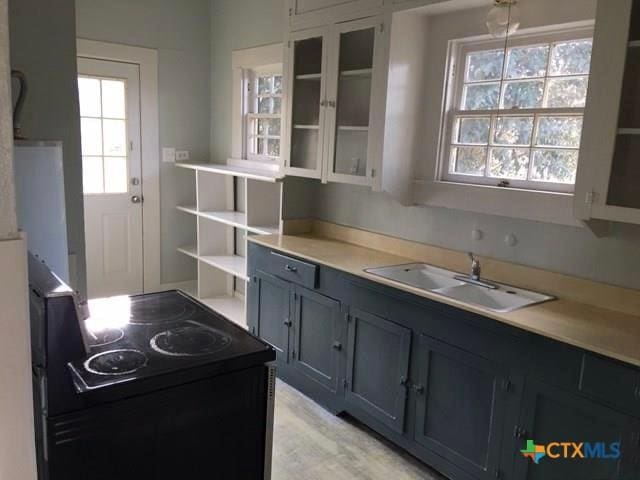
[283,16,386,186]
[575,0,640,225]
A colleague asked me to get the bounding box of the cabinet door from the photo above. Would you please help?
[288,0,383,31]
[283,27,329,179]
[291,286,343,393]
[575,0,640,225]
[324,16,386,186]
[414,335,512,480]
[249,271,292,363]
[512,380,640,480]
[345,308,411,433]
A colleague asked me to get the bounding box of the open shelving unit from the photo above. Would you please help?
[175,162,283,329]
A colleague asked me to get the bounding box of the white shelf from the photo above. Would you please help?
[341,68,372,77]
[296,73,321,80]
[338,125,369,131]
[200,295,246,329]
[200,255,248,280]
[177,245,198,259]
[249,224,280,235]
[176,205,198,215]
[199,210,247,229]
[175,162,281,182]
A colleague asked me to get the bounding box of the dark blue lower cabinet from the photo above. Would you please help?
[248,271,292,363]
[413,335,513,480]
[291,286,344,394]
[345,308,412,434]
[512,379,640,480]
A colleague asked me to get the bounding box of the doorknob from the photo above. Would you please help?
[131,195,143,204]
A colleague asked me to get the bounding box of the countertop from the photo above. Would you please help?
[249,233,640,368]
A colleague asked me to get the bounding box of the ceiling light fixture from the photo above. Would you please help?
[487,0,521,38]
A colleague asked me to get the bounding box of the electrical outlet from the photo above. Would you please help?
[176,150,190,161]
[162,147,176,163]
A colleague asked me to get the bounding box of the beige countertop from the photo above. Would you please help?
[249,233,640,368]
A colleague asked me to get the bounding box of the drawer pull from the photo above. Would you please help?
[412,384,425,394]
[332,341,342,351]
[283,319,292,327]
[285,264,298,273]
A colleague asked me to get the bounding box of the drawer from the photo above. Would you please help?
[268,252,318,289]
[579,353,640,416]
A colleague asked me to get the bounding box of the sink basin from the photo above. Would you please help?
[365,263,554,313]
[366,263,466,291]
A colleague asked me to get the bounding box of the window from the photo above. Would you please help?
[78,76,129,194]
[246,72,283,162]
[441,29,593,193]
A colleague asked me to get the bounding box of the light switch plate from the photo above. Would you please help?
[162,147,176,163]
[176,150,190,161]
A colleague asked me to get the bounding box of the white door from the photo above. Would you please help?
[77,58,143,299]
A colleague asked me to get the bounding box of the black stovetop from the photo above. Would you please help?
[68,291,273,393]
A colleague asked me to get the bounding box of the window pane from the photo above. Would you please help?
[466,50,504,82]
[493,116,534,146]
[545,77,588,108]
[267,139,280,157]
[81,118,103,156]
[101,80,126,119]
[269,119,281,136]
[531,149,578,183]
[104,157,128,193]
[78,77,101,117]
[257,119,267,135]
[488,148,530,179]
[258,76,272,95]
[549,40,593,76]
[452,146,487,176]
[535,116,583,148]
[273,76,283,95]
[455,117,490,144]
[258,97,272,114]
[462,83,500,110]
[257,138,266,155]
[103,119,127,156]
[273,97,282,115]
[501,80,544,109]
[82,156,104,194]
[506,45,549,79]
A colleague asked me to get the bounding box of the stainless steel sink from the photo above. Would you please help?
[365,263,554,313]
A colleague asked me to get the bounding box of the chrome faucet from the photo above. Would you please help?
[454,253,499,290]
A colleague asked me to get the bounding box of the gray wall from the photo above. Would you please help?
[75,0,212,285]
[210,0,640,291]
[9,0,87,295]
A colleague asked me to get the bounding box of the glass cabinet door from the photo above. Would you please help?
[287,32,327,178]
[328,22,378,183]
[607,0,640,210]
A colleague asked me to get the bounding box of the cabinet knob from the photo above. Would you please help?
[284,319,292,327]
[400,376,408,386]
[285,264,298,273]
[412,384,425,394]
[332,341,342,351]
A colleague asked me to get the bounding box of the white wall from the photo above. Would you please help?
[0,1,37,478]
[75,0,211,285]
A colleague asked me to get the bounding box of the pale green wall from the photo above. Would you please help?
[209,0,640,291]
[75,0,212,284]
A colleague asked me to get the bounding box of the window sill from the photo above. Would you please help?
[413,180,581,227]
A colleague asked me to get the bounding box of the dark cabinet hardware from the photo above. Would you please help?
[412,384,425,394]
[513,425,527,439]
[501,379,512,392]
[494,468,502,479]
[284,319,292,327]
[400,376,408,386]
[285,264,298,272]
[332,341,342,351]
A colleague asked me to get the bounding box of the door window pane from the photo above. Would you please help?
[81,118,103,156]
[78,78,101,117]
[104,157,128,193]
[83,156,104,194]
[103,119,127,156]
[101,80,126,119]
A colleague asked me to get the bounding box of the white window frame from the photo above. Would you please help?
[230,43,284,171]
[439,26,594,194]
[245,67,283,163]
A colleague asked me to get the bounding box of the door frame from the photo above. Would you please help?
[77,39,160,293]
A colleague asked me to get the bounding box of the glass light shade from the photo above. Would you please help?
[487,3,521,38]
